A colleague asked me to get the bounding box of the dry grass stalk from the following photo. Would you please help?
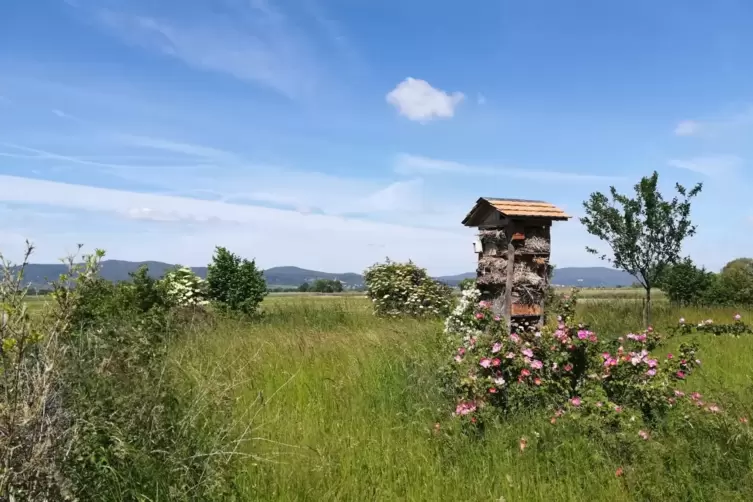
[521,236,550,253]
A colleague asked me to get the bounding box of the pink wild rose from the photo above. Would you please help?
[531,359,543,370]
[522,348,534,358]
[570,397,582,407]
[479,358,492,368]
[492,342,502,354]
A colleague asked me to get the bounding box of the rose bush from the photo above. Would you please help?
[443,286,703,432]
[671,314,752,337]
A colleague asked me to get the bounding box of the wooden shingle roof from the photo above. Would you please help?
[462,197,571,226]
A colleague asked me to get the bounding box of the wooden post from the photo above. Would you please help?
[504,221,516,331]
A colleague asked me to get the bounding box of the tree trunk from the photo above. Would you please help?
[644,284,652,327]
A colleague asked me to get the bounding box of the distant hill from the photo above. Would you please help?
[17,261,365,289]
[16,261,635,290]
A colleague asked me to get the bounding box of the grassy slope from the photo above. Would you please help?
[173,298,753,501]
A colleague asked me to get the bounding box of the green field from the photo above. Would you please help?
[157,296,753,501]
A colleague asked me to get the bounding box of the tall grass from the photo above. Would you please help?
[173,298,753,501]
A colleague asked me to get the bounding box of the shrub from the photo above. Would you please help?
[163,265,209,308]
[659,258,715,305]
[206,246,267,316]
[442,287,702,432]
[458,277,476,291]
[364,259,453,317]
[719,258,753,305]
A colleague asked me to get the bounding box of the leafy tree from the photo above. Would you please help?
[206,247,267,315]
[658,258,714,305]
[580,171,702,324]
[719,258,753,305]
[310,279,343,293]
[297,282,310,293]
[363,259,453,317]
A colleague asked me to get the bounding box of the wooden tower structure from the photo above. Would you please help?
[462,198,571,332]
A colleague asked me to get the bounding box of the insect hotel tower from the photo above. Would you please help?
[462,198,571,331]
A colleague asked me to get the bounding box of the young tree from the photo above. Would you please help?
[719,258,753,305]
[206,247,267,315]
[297,282,310,293]
[580,171,702,324]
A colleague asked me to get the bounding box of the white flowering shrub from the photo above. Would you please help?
[162,266,208,308]
[363,259,453,318]
[444,286,484,343]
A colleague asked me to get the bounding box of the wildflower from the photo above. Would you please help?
[552,362,559,370]
[676,371,685,379]
[489,387,498,394]
[557,315,563,322]
[679,317,685,324]
[708,404,721,413]
[740,417,748,424]
[734,313,742,321]
[492,358,502,367]
[491,342,502,354]
[458,347,466,356]
[638,430,650,440]
[519,437,527,452]
[647,326,654,332]
[509,333,521,344]
[522,348,534,358]
[614,405,622,413]
[602,352,611,360]
[646,369,657,377]
[550,417,557,424]
[577,330,588,340]
[454,355,463,363]
[674,390,685,397]
[471,417,477,424]
[564,363,573,372]
[555,409,565,417]
[570,397,582,407]
[475,312,484,320]
[480,358,492,368]
[531,359,543,370]
[596,402,603,408]
[494,377,505,386]
[615,467,624,477]
[534,331,542,338]
[534,377,542,386]
[479,300,490,309]
[667,353,673,360]
[695,359,701,365]
[494,315,501,322]
[434,422,441,433]
[690,392,702,401]
[505,352,515,359]
[705,319,713,325]
[588,334,598,343]
[520,369,531,377]
[455,401,477,416]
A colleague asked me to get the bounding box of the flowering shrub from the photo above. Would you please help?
[443,287,702,430]
[364,259,453,317]
[671,314,752,337]
[162,266,209,308]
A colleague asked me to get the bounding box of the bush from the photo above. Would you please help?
[364,259,453,317]
[442,287,703,432]
[719,258,753,305]
[206,246,267,316]
[1,245,244,500]
[162,265,209,308]
[659,258,715,305]
[458,277,476,291]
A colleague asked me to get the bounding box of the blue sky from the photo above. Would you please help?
[1,0,752,275]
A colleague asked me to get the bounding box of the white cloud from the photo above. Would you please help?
[386,78,464,122]
[394,154,625,182]
[0,175,474,274]
[674,120,701,136]
[667,155,743,176]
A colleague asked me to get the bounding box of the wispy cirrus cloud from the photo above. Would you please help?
[394,154,625,182]
[667,155,743,177]
[674,106,753,138]
[66,0,347,99]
